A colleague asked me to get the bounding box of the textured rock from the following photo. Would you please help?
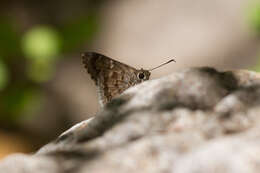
[2,67,260,173]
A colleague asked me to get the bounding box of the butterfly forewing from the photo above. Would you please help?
[82,52,148,107]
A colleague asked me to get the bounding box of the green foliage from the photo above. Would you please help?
[252,53,260,72]
[21,26,62,82]
[27,60,55,83]
[0,87,44,122]
[247,1,260,72]
[0,12,99,124]
[61,14,99,51]
[0,59,9,90]
[247,1,260,33]
[0,18,20,58]
[22,26,61,60]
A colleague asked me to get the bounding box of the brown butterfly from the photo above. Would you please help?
[82,52,175,107]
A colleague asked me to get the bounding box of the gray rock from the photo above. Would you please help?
[2,67,260,173]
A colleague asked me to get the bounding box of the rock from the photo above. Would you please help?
[0,154,59,173]
[2,67,260,173]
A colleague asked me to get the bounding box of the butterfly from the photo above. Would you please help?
[82,52,175,107]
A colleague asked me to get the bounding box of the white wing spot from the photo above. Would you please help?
[110,60,114,68]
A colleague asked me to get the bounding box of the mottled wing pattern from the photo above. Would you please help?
[82,52,140,106]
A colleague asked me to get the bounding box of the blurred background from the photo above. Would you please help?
[0,0,260,159]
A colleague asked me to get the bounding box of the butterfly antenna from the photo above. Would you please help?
[148,59,176,71]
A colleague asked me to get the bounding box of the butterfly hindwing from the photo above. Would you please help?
[82,52,147,106]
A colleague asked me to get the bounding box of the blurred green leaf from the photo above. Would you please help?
[247,1,260,33]
[0,87,44,122]
[18,89,44,120]
[22,26,61,60]
[0,18,20,57]
[252,52,260,72]
[0,59,9,90]
[62,14,99,51]
[27,59,55,83]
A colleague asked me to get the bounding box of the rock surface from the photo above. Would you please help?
[2,67,260,173]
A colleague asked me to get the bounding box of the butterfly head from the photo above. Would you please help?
[136,69,151,82]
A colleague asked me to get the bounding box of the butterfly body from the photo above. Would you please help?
[82,52,150,107]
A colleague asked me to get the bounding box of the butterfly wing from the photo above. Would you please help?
[82,52,140,106]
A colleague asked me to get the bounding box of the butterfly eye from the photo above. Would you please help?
[138,73,145,79]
